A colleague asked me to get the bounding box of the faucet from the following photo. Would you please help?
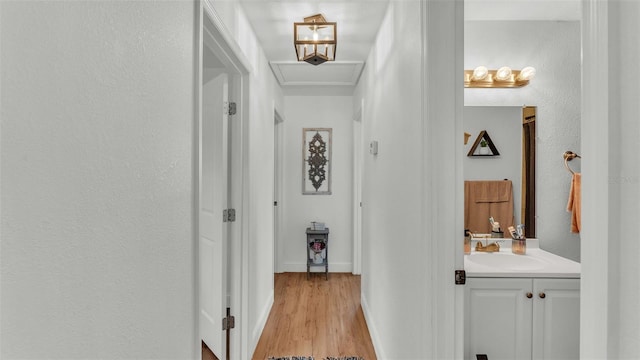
[475,241,500,252]
[471,233,502,253]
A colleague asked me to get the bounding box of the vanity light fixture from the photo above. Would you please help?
[294,14,337,65]
[465,66,536,88]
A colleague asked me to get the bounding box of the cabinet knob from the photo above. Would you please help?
[526,292,533,299]
[539,292,546,299]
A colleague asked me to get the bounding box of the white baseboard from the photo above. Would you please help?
[361,293,385,359]
[280,262,353,273]
[250,291,274,354]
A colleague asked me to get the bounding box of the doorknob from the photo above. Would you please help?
[539,292,546,299]
[526,292,533,299]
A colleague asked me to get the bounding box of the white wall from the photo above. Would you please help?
[465,21,582,261]
[0,0,283,358]
[280,96,353,273]
[353,1,429,357]
[1,1,197,358]
[246,48,281,354]
[463,106,523,229]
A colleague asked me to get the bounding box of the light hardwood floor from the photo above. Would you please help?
[252,273,377,360]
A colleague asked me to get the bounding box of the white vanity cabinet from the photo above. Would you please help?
[465,277,580,360]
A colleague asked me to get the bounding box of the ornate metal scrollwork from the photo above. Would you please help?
[307,132,327,191]
[302,128,332,195]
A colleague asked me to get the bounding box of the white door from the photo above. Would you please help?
[532,278,580,360]
[199,72,229,358]
[465,277,533,360]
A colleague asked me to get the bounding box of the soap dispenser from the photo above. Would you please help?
[464,229,471,254]
[491,222,504,238]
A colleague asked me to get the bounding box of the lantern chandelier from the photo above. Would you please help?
[464,66,536,88]
[294,14,337,65]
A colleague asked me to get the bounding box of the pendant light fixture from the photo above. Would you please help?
[294,14,337,65]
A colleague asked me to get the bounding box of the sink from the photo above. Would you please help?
[466,252,550,270]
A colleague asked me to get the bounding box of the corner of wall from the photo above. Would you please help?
[360,294,384,359]
[249,291,274,356]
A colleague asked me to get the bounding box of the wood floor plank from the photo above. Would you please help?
[252,273,377,360]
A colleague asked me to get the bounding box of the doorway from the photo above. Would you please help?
[199,67,230,359]
[198,4,249,359]
[273,109,284,273]
[352,101,364,275]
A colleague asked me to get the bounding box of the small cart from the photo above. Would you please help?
[306,227,329,280]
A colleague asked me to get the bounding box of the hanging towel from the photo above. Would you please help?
[465,180,514,234]
[567,173,581,233]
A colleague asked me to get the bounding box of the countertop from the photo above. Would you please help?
[464,238,581,278]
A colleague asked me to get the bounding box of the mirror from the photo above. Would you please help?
[463,106,536,237]
[463,0,582,262]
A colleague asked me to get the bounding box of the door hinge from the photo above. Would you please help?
[222,315,235,330]
[455,269,466,285]
[228,102,237,116]
[223,209,236,222]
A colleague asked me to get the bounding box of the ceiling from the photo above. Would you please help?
[239,0,389,89]
[239,0,581,89]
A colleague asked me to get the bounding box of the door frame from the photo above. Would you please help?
[273,107,284,273]
[450,0,607,358]
[352,100,364,275]
[580,0,610,357]
[422,0,463,358]
[198,1,251,358]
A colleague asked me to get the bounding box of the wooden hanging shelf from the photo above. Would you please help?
[467,130,500,156]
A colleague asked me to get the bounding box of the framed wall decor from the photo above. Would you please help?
[302,128,332,195]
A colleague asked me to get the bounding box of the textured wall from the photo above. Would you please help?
[465,21,582,261]
[1,1,197,358]
[354,1,428,357]
[280,96,354,273]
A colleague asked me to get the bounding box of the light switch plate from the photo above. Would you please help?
[370,140,378,155]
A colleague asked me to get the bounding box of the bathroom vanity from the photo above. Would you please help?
[464,239,580,360]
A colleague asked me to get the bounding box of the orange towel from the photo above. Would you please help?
[464,180,514,234]
[567,173,581,233]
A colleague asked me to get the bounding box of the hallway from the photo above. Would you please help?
[252,273,376,359]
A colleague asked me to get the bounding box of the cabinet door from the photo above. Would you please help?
[465,278,533,360]
[532,278,580,360]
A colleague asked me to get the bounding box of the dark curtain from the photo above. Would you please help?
[522,116,536,238]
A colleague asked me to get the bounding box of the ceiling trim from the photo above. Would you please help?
[270,61,365,87]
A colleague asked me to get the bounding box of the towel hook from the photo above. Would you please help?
[563,151,581,174]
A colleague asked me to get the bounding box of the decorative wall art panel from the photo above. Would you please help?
[302,128,332,195]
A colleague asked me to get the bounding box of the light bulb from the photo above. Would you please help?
[518,66,536,81]
[472,66,489,80]
[313,31,318,41]
[495,66,512,81]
